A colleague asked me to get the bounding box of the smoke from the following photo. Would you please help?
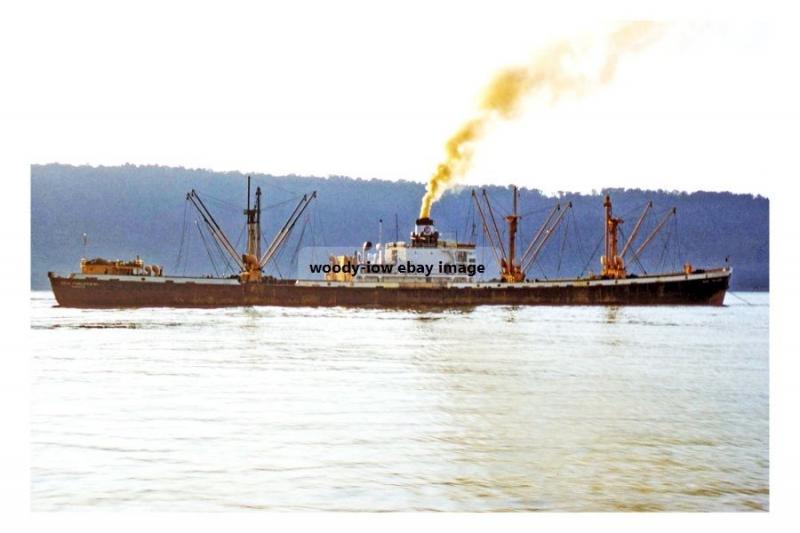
[419,21,664,218]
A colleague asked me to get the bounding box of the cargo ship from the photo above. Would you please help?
[48,179,731,308]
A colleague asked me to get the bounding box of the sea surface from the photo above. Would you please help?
[30,291,769,511]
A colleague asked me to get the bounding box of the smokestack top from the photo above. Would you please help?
[411,217,439,248]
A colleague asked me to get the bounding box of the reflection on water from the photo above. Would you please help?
[30,292,769,511]
[605,306,620,323]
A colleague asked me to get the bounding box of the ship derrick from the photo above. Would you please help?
[186,176,316,283]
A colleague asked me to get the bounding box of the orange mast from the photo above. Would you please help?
[502,187,524,282]
[601,195,626,279]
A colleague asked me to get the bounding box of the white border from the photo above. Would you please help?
[5,1,798,532]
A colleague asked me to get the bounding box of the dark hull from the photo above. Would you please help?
[49,271,730,308]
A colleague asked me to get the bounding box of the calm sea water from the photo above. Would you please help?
[30,291,769,511]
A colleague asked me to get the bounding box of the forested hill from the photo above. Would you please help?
[31,164,769,291]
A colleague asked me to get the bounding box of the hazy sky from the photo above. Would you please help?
[3,2,798,196]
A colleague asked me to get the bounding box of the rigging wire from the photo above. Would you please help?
[556,215,570,275]
[656,221,674,273]
[174,199,189,272]
[272,253,284,279]
[314,208,328,247]
[728,292,753,306]
[289,215,311,276]
[580,235,604,277]
[263,196,304,210]
[306,211,319,267]
[189,196,238,275]
[518,204,553,219]
[618,226,648,275]
[569,209,588,277]
[462,194,475,244]
[196,191,242,212]
[208,224,237,275]
[195,187,302,214]
[195,221,220,277]
[478,224,487,280]
[181,218,194,276]
[532,257,549,281]
[483,189,512,217]
[267,180,306,197]
[471,216,477,242]
[618,199,652,221]
[233,222,246,251]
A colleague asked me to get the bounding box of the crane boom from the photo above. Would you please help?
[621,201,652,258]
[259,191,317,269]
[521,202,572,274]
[519,203,560,269]
[482,189,507,260]
[633,207,676,259]
[186,190,244,271]
[471,190,503,268]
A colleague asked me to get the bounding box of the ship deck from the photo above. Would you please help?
[295,267,732,289]
[58,267,731,289]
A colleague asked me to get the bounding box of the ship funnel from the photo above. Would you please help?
[411,217,439,248]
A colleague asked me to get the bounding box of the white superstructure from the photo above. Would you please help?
[338,217,480,284]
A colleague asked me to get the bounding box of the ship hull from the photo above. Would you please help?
[48,268,731,308]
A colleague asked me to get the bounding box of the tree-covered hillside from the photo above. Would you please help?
[31,164,769,291]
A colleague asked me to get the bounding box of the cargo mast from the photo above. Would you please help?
[601,196,678,278]
[241,176,263,282]
[601,195,626,279]
[503,186,523,282]
[471,187,526,283]
[186,177,315,282]
[244,176,262,260]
